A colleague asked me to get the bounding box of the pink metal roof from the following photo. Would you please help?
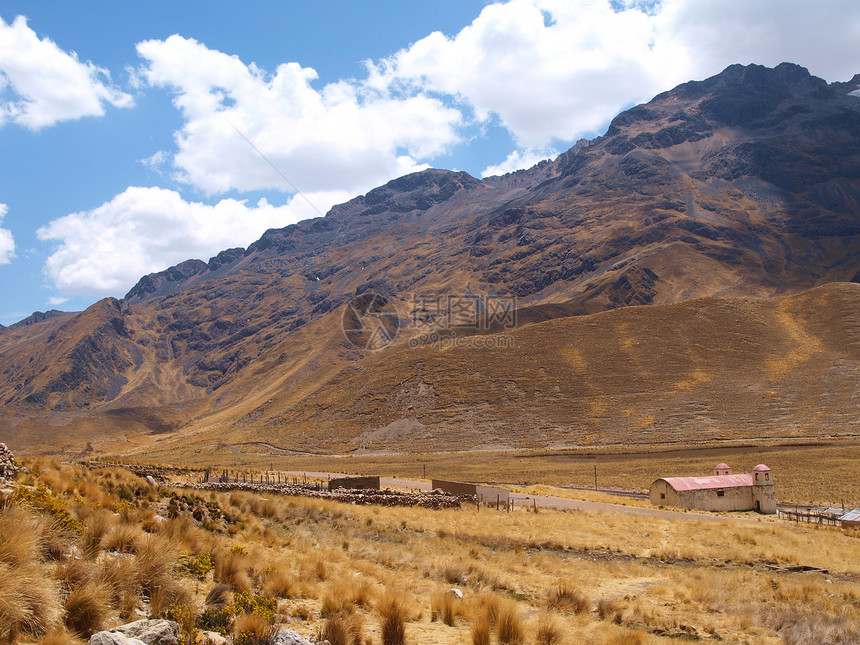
[753,464,771,472]
[659,473,754,491]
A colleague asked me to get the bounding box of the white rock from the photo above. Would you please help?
[89,633,148,645]
[112,619,180,645]
[272,630,316,645]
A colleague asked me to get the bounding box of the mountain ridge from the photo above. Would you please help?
[3,62,860,457]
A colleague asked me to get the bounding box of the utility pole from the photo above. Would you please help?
[594,464,598,491]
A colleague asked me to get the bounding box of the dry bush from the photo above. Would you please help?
[320,580,366,618]
[761,606,860,645]
[101,523,142,554]
[546,581,590,614]
[249,498,278,519]
[430,589,463,626]
[496,600,524,645]
[323,613,351,645]
[80,509,114,558]
[205,583,233,607]
[35,629,86,645]
[214,547,252,591]
[597,597,627,624]
[134,535,176,596]
[535,613,565,645]
[261,569,294,598]
[63,581,111,637]
[470,592,501,626]
[378,591,407,645]
[322,612,365,645]
[314,557,329,581]
[0,561,62,642]
[0,507,63,641]
[0,506,45,567]
[157,516,207,554]
[471,612,492,645]
[601,630,647,645]
[441,563,468,585]
[96,556,139,619]
[232,611,276,645]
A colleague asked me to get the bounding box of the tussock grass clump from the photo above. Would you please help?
[214,546,252,592]
[0,506,63,641]
[101,522,142,554]
[35,629,86,645]
[597,597,627,624]
[535,612,565,645]
[63,581,111,637]
[232,611,276,645]
[495,600,524,645]
[470,612,492,645]
[322,611,364,645]
[378,591,407,645]
[471,592,501,626]
[546,581,590,614]
[430,588,465,626]
[319,579,376,619]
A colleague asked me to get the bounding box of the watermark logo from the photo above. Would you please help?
[341,292,400,350]
[342,292,517,351]
[409,294,517,349]
[411,294,517,332]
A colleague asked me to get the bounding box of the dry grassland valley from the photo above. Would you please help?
[2,63,860,644]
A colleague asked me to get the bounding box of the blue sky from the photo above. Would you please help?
[1,0,859,326]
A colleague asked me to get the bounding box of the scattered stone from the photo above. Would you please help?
[111,619,180,645]
[89,633,147,645]
[0,443,18,485]
[448,588,464,599]
[199,631,228,645]
[272,630,316,645]
[146,475,158,487]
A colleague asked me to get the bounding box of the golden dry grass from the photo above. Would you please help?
[2,457,860,644]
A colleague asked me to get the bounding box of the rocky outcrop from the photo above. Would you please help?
[0,443,18,485]
[8,309,66,329]
[272,630,316,645]
[89,619,180,645]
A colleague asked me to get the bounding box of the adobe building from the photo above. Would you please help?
[431,479,510,505]
[650,463,776,514]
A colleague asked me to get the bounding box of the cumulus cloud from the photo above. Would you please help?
[0,15,132,129]
[372,0,860,157]
[36,186,349,296]
[0,203,14,264]
[134,35,461,196]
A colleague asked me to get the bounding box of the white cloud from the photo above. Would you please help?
[0,15,132,130]
[36,186,350,297]
[47,296,69,307]
[135,35,462,196]
[0,203,14,264]
[371,0,860,152]
[482,148,558,177]
[140,150,169,170]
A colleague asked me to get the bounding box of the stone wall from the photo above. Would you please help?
[0,443,18,485]
[431,479,510,504]
[328,476,380,491]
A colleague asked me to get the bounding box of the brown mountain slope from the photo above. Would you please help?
[2,63,860,455]
[47,281,857,461]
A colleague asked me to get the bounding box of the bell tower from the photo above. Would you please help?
[751,464,776,513]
